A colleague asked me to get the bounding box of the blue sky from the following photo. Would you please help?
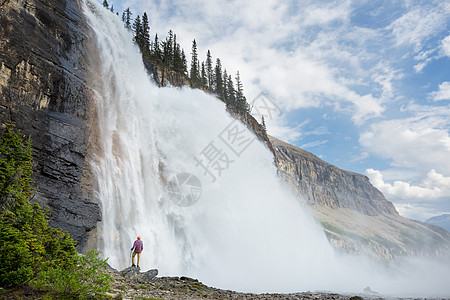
[96,0,450,222]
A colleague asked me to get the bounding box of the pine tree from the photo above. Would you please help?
[222,69,228,101]
[153,33,161,60]
[122,8,132,29]
[214,58,223,96]
[235,71,248,111]
[133,15,143,49]
[227,75,236,107]
[206,50,213,90]
[181,49,188,75]
[201,62,207,86]
[142,12,150,56]
[110,5,114,13]
[102,0,108,8]
[190,39,200,86]
[173,35,183,72]
[0,125,33,210]
[166,30,174,68]
[261,116,267,130]
[162,40,169,66]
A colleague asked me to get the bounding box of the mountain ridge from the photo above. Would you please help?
[269,135,398,216]
[268,136,450,259]
[426,214,450,232]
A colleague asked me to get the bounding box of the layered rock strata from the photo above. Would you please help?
[0,0,99,248]
[270,136,450,259]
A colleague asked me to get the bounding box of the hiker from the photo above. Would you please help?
[131,236,143,267]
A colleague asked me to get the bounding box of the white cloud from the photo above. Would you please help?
[366,168,450,221]
[350,93,385,126]
[305,126,329,136]
[387,4,448,52]
[365,168,450,200]
[299,140,328,149]
[119,0,391,129]
[265,118,306,144]
[266,124,302,144]
[350,151,369,163]
[430,81,450,101]
[393,202,442,221]
[360,104,450,174]
[413,61,427,73]
[413,34,450,72]
[442,35,450,57]
[371,63,403,100]
[302,2,350,26]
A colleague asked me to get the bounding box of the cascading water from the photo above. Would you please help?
[82,0,450,296]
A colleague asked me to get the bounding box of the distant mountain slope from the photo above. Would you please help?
[269,136,450,259]
[426,214,450,232]
[269,136,397,216]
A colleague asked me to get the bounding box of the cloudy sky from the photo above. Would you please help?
[97,0,450,222]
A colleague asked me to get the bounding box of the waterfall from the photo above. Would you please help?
[82,0,450,296]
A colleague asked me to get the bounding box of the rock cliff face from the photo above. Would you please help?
[143,58,191,88]
[270,136,450,259]
[0,0,99,248]
[270,136,397,216]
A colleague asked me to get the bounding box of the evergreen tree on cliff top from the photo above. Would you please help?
[122,8,132,29]
[206,50,213,90]
[153,33,161,60]
[190,39,200,87]
[133,15,143,48]
[142,12,151,56]
[214,58,223,96]
[235,71,248,112]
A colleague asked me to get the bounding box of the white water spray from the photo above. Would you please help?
[82,1,450,297]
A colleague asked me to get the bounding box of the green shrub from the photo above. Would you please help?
[0,125,78,287]
[32,249,113,299]
[0,125,112,298]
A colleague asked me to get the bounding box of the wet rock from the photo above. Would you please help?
[142,269,158,281]
[0,0,100,249]
[119,266,158,283]
[180,276,198,282]
[119,266,141,278]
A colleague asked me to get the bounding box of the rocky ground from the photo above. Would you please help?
[2,266,444,300]
[101,267,382,300]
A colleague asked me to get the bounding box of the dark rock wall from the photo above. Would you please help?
[0,0,99,248]
[270,136,398,216]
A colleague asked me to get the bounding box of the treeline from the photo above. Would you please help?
[102,0,250,112]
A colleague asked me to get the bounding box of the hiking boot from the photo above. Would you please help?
[132,264,136,267]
